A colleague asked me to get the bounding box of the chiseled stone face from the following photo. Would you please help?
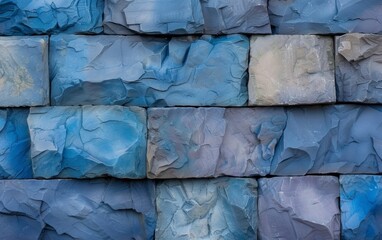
[0,36,49,107]
[249,35,335,105]
[269,0,382,34]
[147,107,287,178]
[340,175,382,240]
[0,0,103,35]
[258,176,340,240]
[50,34,248,107]
[336,34,382,103]
[27,106,147,179]
[156,178,257,240]
[0,179,156,240]
[0,109,31,179]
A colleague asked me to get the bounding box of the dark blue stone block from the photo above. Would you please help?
[0,109,31,179]
[269,0,382,34]
[0,179,156,240]
[0,0,103,35]
[341,175,382,240]
[27,106,146,179]
[50,34,248,107]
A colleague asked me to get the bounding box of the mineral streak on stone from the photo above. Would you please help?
[0,36,49,107]
[27,106,147,179]
[156,178,257,240]
[0,109,32,179]
[258,176,340,240]
[340,175,382,240]
[269,0,382,34]
[147,107,287,178]
[271,105,382,175]
[249,35,335,106]
[0,0,103,35]
[0,179,156,240]
[336,34,382,103]
[50,34,248,107]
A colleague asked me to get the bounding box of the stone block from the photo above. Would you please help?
[0,109,31,179]
[336,33,382,103]
[147,107,286,178]
[0,0,103,35]
[340,175,382,240]
[0,179,156,240]
[258,176,340,240]
[27,106,147,179]
[0,36,49,107]
[249,35,335,105]
[50,34,248,107]
[156,178,257,240]
[269,0,382,34]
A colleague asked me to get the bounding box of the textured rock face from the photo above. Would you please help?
[0,0,103,35]
[0,109,31,179]
[156,178,257,240]
[27,106,147,179]
[50,34,248,107]
[103,0,271,34]
[340,175,382,240]
[272,105,382,175]
[147,107,287,178]
[269,0,382,34]
[258,176,340,240]
[0,179,156,240]
[0,36,49,107]
[336,34,382,103]
[249,35,335,105]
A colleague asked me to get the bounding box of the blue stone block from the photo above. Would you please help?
[269,0,382,34]
[341,175,382,240]
[50,34,248,107]
[0,36,49,107]
[258,176,340,239]
[0,109,31,179]
[156,178,257,240]
[27,106,147,179]
[0,0,103,35]
[0,179,156,240]
[147,107,286,178]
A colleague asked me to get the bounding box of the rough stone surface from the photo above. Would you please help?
[0,36,49,107]
[269,0,382,34]
[50,34,248,107]
[0,109,31,179]
[249,35,335,105]
[340,175,382,240]
[147,107,287,178]
[27,106,147,179]
[0,179,156,240]
[0,0,103,35]
[272,105,382,175]
[336,34,382,103]
[258,176,340,240]
[103,0,271,34]
[156,178,257,240]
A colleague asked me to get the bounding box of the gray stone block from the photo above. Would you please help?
[336,33,382,103]
[249,35,335,105]
[50,34,248,107]
[269,0,382,34]
[258,176,340,240]
[0,36,49,107]
[0,0,103,35]
[0,179,156,240]
[27,106,147,179]
[156,178,257,240]
[340,175,382,240]
[147,107,287,178]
